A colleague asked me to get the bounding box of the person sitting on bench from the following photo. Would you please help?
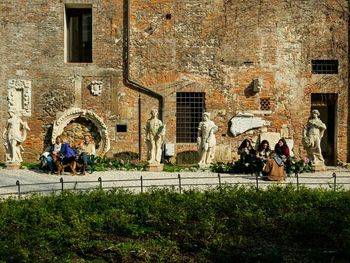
[78,135,96,175]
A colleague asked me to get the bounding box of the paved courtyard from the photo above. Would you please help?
[0,166,350,198]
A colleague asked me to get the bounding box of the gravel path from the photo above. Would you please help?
[0,167,349,197]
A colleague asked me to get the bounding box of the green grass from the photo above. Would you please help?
[0,186,350,262]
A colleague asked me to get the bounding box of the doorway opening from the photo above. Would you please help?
[311,93,338,166]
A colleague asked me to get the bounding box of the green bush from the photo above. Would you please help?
[0,187,350,262]
[93,156,144,171]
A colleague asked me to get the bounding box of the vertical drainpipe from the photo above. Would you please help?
[123,0,164,159]
[348,0,350,162]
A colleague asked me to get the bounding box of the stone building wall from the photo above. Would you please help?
[0,0,349,164]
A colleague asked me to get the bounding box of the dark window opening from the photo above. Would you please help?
[116,124,127,133]
[176,92,205,143]
[260,98,271,111]
[165,13,172,20]
[311,60,338,74]
[66,7,92,62]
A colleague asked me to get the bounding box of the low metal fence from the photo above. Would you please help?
[0,172,348,198]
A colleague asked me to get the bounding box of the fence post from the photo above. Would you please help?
[255,172,259,190]
[332,172,336,191]
[296,172,299,190]
[16,180,20,199]
[140,176,143,193]
[178,174,182,193]
[98,177,102,189]
[60,177,64,192]
[218,173,221,189]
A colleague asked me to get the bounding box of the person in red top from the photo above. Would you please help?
[274,138,291,176]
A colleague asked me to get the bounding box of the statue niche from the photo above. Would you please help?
[51,107,110,156]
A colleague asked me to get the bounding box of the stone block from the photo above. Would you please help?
[214,144,232,163]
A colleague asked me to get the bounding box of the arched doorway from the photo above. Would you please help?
[51,107,110,156]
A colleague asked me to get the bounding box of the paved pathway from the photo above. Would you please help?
[0,167,349,197]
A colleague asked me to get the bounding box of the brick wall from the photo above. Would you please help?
[0,0,348,163]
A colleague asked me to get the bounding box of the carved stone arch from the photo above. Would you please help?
[52,107,110,156]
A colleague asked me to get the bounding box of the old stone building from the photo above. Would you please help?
[0,0,349,165]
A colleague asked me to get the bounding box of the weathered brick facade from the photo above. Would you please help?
[0,0,349,164]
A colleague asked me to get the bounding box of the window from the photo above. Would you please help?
[260,98,271,111]
[66,7,92,62]
[176,92,205,143]
[311,60,338,74]
[116,124,127,133]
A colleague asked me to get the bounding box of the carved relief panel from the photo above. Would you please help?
[8,79,31,116]
[89,80,103,96]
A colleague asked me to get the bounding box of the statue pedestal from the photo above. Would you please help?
[312,163,327,172]
[5,162,21,170]
[145,163,164,172]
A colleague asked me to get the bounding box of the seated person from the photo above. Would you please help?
[263,153,286,181]
[274,138,292,176]
[256,140,271,176]
[45,136,76,174]
[78,135,96,175]
[237,139,257,173]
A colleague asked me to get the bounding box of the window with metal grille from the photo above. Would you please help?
[176,92,205,143]
[66,7,92,62]
[311,60,338,74]
[260,98,271,111]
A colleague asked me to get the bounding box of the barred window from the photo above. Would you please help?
[260,98,271,111]
[311,60,338,74]
[176,92,205,143]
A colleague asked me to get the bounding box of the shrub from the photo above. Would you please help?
[0,187,350,262]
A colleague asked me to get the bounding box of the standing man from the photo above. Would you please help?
[79,135,96,175]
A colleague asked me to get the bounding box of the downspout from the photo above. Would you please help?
[123,0,164,160]
[123,0,164,121]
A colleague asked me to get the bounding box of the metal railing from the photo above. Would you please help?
[0,172,349,198]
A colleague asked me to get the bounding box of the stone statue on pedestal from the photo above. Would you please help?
[303,109,327,166]
[145,109,165,164]
[3,110,30,166]
[197,112,218,167]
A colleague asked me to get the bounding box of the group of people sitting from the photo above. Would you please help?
[41,135,96,175]
[238,138,291,181]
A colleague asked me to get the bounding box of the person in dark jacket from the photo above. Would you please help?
[46,136,75,174]
[238,139,257,173]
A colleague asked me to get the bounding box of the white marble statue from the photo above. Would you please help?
[303,109,327,165]
[197,112,218,166]
[145,109,165,164]
[2,110,30,163]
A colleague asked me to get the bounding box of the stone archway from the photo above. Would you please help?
[52,107,110,156]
